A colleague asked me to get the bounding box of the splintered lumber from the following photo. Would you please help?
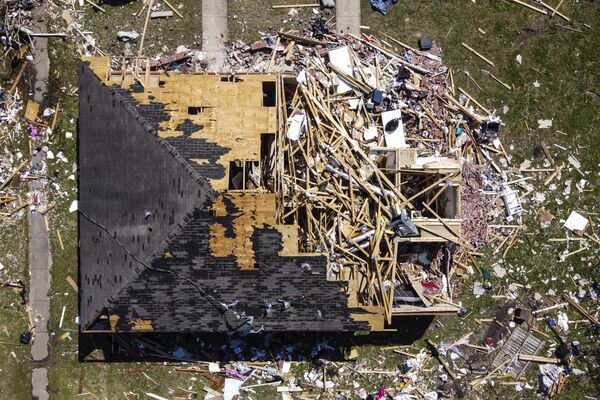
[51,101,60,130]
[57,229,65,250]
[145,393,168,400]
[551,0,565,17]
[518,354,560,364]
[544,164,563,186]
[458,87,491,115]
[278,31,329,46]
[471,358,511,387]
[444,92,483,123]
[67,276,79,293]
[562,294,600,326]
[541,142,554,165]
[78,368,85,395]
[138,0,154,56]
[348,34,431,75]
[0,160,28,192]
[532,302,567,315]
[490,74,511,90]
[461,43,495,67]
[162,0,183,18]
[511,0,548,15]
[9,61,28,95]
[426,339,456,380]
[84,0,106,13]
[540,0,569,21]
[151,10,173,18]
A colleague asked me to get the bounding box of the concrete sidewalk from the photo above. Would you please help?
[202,0,228,71]
[336,0,361,36]
[29,3,51,400]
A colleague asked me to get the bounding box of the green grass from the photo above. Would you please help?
[9,1,597,399]
[80,0,203,57]
[0,218,32,400]
[229,0,324,42]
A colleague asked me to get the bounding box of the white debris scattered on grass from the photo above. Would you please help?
[564,211,589,233]
[69,200,78,213]
[538,119,552,129]
[576,179,588,193]
[557,311,569,332]
[516,54,522,64]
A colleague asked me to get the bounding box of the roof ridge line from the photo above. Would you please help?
[82,82,214,329]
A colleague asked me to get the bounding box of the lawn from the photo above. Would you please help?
[81,0,203,57]
[3,0,598,399]
[0,218,32,400]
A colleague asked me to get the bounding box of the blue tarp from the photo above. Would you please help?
[370,0,399,16]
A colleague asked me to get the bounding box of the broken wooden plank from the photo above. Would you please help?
[562,293,600,326]
[278,31,329,46]
[461,42,495,66]
[540,0,569,21]
[518,354,560,364]
[0,161,28,192]
[426,339,456,380]
[511,0,548,15]
[138,0,154,56]
[84,0,106,13]
[162,0,183,18]
[490,74,512,90]
[67,276,78,293]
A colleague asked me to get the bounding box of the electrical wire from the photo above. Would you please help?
[78,209,231,324]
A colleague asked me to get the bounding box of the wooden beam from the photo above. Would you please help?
[511,0,548,15]
[84,0,105,13]
[518,354,560,364]
[138,0,154,56]
[461,42,495,67]
[0,161,28,192]
[9,61,28,95]
[163,0,184,18]
[562,293,600,326]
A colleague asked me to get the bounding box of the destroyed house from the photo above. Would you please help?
[78,57,463,336]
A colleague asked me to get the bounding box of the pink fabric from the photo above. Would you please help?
[224,368,246,381]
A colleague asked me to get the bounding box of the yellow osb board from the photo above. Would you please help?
[83,56,110,81]
[351,306,385,331]
[24,100,40,122]
[209,192,277,270]
[129,319,154,332]
[85,57,279,191]
[128,74,277,191]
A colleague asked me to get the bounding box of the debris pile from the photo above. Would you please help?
[0,85,27,224]
[0,0,37,54]
[217,26,510,321]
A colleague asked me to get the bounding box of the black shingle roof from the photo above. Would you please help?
[78,62,368,333]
